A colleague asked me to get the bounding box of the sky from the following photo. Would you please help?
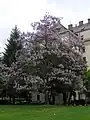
[0,0,90,52]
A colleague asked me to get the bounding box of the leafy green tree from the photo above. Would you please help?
[3,25,22,67]
[84,69,90,89]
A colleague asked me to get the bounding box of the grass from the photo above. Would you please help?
[0,105,90,120]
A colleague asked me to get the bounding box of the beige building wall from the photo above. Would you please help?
[80,30,90,40]
[68,20,90,68]
[72,29,90,69]
[83,41,90,69]
[78,30,90,69]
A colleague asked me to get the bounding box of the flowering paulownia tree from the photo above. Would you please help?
[9,13,86,104]
[0,61,11,100]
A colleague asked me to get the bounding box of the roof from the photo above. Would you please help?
[59,23,80,40]
[71,23,90,33]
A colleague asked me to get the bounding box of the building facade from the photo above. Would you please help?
[68,19,90,69]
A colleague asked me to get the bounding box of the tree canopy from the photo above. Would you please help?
[9,14,86,92]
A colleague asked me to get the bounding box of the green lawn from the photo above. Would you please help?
[0,105,90,120]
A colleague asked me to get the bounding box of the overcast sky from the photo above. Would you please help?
[0,0,90,52]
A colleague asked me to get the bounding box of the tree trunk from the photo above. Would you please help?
[49,94,55,105]
[63,92,67,105]
[67,92,72,105]
[2,97,3,100]
[45,91,48,104]
[13,97,15,105]
[9,97,12,104]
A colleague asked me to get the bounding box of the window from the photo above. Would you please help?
[81,35,84,40]
[71,30,73,32]
[82,47,85,53]
[75,33,78,36]
[83,57,86,62]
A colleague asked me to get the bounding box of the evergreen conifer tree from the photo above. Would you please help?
[3,25,22,67]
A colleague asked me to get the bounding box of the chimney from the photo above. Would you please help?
[68,24,73,30]
[88,18,90,23]
[75,24,77,27]
[79,21,83,26]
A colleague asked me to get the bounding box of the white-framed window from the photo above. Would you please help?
[82,46,85,53]
[83,57,86,62]
[81,35,84,40]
